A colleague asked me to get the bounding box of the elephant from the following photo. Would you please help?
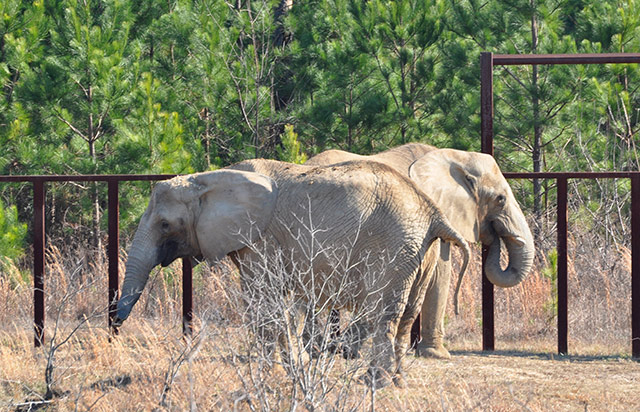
[306,143,535,359]
[113,158,470,388]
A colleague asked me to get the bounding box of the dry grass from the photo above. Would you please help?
[1,230,639,411]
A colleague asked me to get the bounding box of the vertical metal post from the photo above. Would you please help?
[33,180,45,347]
[182,258,193,336]
[557,177,568,354]
[631,175,640,358]
[480,52,494,156]
[108,180,120,334]
[481,247,494,351]
[480,52,495,351]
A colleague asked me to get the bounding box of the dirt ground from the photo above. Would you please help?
[1,330,639,411]
[393,349,640,412]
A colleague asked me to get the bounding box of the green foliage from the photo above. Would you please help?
[0,200,26,259]
[0,199,27,277]
[1,0,640,255]
[277,124,307,164]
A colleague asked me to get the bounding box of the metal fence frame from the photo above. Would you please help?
[0,175,194,346]
[3,52,640,357]
[480,52,640,358]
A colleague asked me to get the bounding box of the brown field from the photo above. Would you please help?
[1,231,639,411]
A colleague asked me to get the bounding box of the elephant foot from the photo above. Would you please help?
[359,368,393,389]
[415,342,451,359]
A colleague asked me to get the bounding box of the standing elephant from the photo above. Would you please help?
[307,143,535,359]
[113,158,470,388]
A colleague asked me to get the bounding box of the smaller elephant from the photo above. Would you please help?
[307,143,535,358]
[114,159,470,388]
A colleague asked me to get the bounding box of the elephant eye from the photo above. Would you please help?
[496,194,506,206]
[161,221,170,230]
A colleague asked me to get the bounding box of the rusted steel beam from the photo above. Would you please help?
[481,246,494,351]
[504,171,640,179]
[33,181,45,347]
[481,52,494,156]
[480,52,495,352]
[0,174,175,183]
[632,176,640,358]
[493,53,640,66]
[557,177,569,355]
[108,180,120,335]
[182,258,193,336]
[12,171,640,183]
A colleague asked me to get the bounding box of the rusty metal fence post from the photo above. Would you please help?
[108,180,120,334]
[632,176,640,358]
[557,177,568,354]
[480,51,495,351]
[182,258,193,336]
[33,180,45,347]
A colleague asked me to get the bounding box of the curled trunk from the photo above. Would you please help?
[484,233,535,288]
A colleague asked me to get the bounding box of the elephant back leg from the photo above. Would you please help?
[416,240,452,359]
[393,242,440,387]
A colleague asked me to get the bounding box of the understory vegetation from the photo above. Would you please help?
[0,216,637,410]
[2,0,640,410]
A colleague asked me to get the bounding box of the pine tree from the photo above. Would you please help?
[351,0,447,146]
[38,0,136,250]
[287,0,389,153]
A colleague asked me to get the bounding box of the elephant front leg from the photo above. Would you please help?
[361,327,397,389]
[416,241,452,359]
[360,296,407,389]
[278,300,311,373]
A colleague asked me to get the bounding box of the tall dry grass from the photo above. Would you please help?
[0,214,636,410]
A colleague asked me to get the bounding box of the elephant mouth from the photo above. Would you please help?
[489,218,524,246]
[159,239,180,267]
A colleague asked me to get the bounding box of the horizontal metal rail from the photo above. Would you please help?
[492,53,640,66]
[0,174,175,183]
[2,169,638,356]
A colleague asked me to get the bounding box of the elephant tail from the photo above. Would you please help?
[432,220,470,316]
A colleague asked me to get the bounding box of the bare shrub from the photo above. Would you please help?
[199,216,408,410]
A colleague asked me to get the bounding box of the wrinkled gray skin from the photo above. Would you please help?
[114,158,470,388]
[307,143,535,358]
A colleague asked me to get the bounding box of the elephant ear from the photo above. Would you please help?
[188,170,278,261]
[409,150,480,242]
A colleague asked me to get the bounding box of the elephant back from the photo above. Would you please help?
[230,159,444,306]
[370,143,435,175]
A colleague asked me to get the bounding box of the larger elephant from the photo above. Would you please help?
[114,158,470,387]
[307,143,535,358]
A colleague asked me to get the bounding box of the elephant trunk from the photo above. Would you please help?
[432,221,470,315]
[114,224,158,326]
[484,229,534,288]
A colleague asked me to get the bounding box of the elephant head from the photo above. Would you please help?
[409,149,534,288]
[114,169,278,325]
